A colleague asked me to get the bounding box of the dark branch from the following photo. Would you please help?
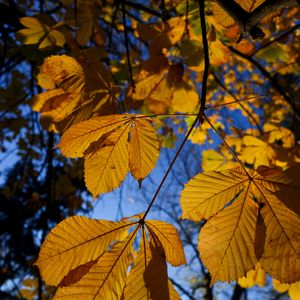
[228,45,300,117]
[216,0,299,40]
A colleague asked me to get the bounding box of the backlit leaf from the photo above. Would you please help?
[122,228,181,300]
[58,114,131,158]
[58,114,160,197]
[84,125,130,197]
[129,118,159,180]
[181,166,300,283]
[238,262,266,288]
[146,220,186,266]
[54,235,135,299]
[34,216,135,286]
[180,167,248,221]
[199,185,258,284]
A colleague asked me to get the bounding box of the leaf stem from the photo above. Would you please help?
[204,114,252,179]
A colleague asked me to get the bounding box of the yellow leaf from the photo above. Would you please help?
[181,166,300,283]
[34,216,134,286]
[58,114,131,158]
[18,17,65,49]
[33,54,119,131]
[31,89,65,112]
[18,17,50,44]
[39,28,65,49]
[147,77,173,114]
[122,228,181,300]
[54,235,135,299]
[84,125,130,197]
[289,281,300,300]
[171,82,199,113]
[238,262,266,288]
[146,220,186,266]
[199,185,258,284]
[129,118,159,180]
[202,149,239,171]
[258,191,300,283]
[239,136,277,168]
[132,72,165,101]
[41,55,85,92]
[264,123,295,148]
[181,167,248,221]
[59,115,160,197]
[273,278,289,293]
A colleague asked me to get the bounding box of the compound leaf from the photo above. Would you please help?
[181,166,300,283]
[34,216,134,286]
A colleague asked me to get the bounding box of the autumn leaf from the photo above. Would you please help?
[238,262,266,288]
[130,60,199,114]
[32,54,118,132]
[34,216,135,286]
[273,279,300,300]
[58,114,159,197]
[202,148,239,171]
[129,118,160,181]
[35,216,184,299]
[18,17,65,49]
[54,235,135,299]
[145,220,186,266]
[84,125,130,196]
[180,165,300,284]
[239,136,277,168]
[122,228,181,300]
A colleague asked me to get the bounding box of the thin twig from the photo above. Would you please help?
[185,0,189,35]
[252,23,300,56]
[121,0,135,88]
[228,45,300,117]
[160,0,166,23]
[141,0,210,221]
[169,277,197,300]
[125,0,161,17]
[211,71,264,134]
[108,1,121,50]
[204,114,252,179]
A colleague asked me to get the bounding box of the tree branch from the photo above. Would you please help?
[216,0,299,40]
[228,45,300,117]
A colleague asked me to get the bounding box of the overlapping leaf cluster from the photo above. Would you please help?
[12,0,300,298]
[35,216,185,299]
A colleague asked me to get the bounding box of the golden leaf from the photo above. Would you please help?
[199,185,258,284]
[239,136,277,168]
[202,149,239,171]
[18,17,65,49]
[35,215,184,299]
[129,118,160,180]
[130,57,199,114]
[59,114,160,197]
[34,216,134,286]
[181,166,300,283]
[32,54,118,132]
[181,167,248,221]
[171,81,199,113]
[146,220,186,266]
[238,262,266,288]
[122,228,181,300]
[58,114,131,158]
[84,125,130,197]
[54,235,134,299]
